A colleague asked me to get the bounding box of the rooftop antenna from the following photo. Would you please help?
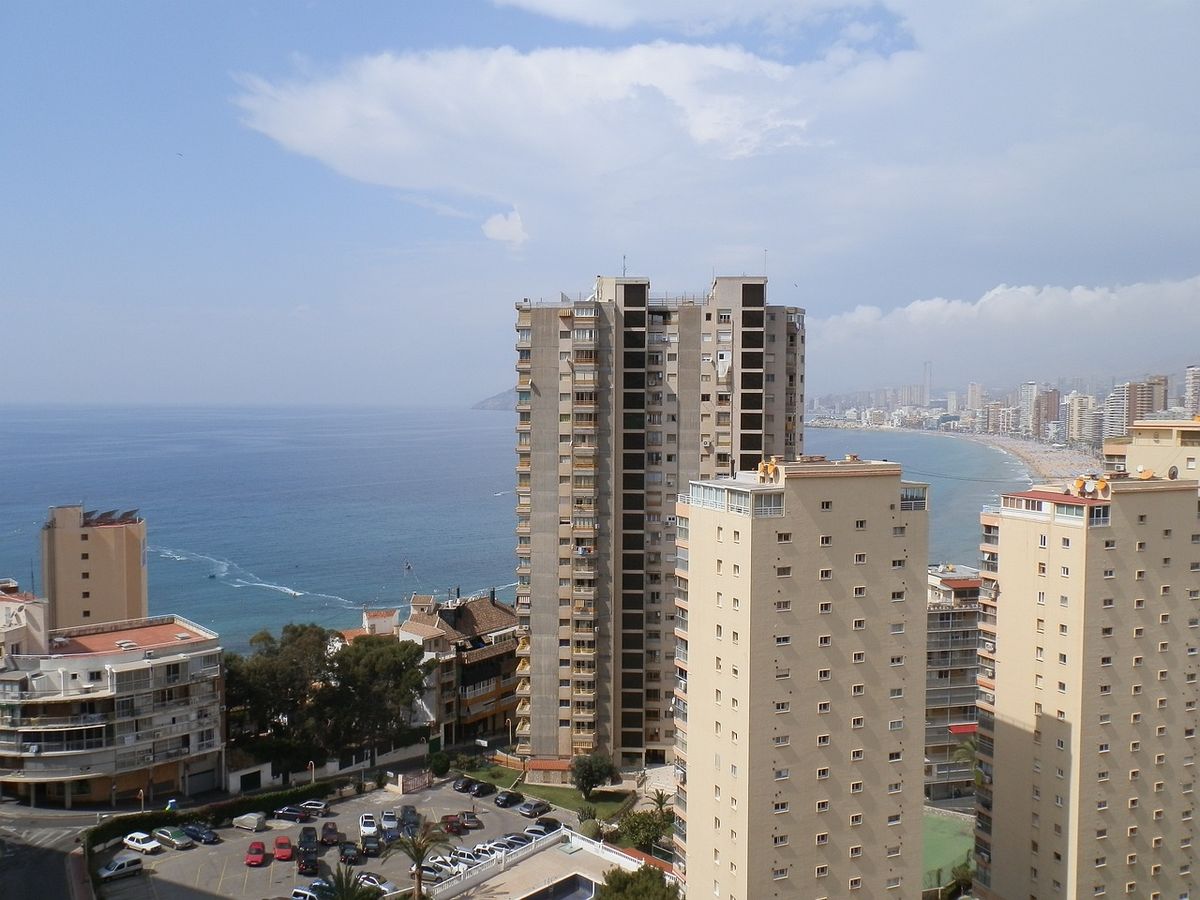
[763,249,767,276]
[622,254,627,277]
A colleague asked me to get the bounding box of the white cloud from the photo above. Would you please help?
[482,209,529,246]
[806,276,1200,395]
[490,0,856,31]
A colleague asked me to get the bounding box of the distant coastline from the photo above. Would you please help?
[809,422,1103,482]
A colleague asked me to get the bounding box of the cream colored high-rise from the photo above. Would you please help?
[514,275,804,767]
[41,505,147,629]
[973,470,1200,899]
[674,457,928,899]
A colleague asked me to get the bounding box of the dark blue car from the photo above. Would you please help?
[181,822,220,844]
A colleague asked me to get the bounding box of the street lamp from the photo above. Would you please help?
[505,717,513,749]
[137,788,144,813]
[307,760,315,785]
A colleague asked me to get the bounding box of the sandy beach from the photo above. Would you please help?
[949,433,1103,482]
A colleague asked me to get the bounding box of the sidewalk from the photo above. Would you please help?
[66,846,94,900]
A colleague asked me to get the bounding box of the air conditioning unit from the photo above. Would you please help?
[701,440,712,449]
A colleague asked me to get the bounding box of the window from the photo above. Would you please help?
[889,655,905,666]
[853,618,866,630]
[771,867,789,881]
[816,734,830,746]
[772,834,789,846]
[774,768,790,780]
[774,701,790,714]
[776,667,791,679]
[776,635,790,646]
[888,750,903,762]
[774,599,791,611]
[851,716,864,729]
[773,801,789,813]
[891,590,905,601]
[820,500,831,510]
[850,781,863,793]
[855,519,866,530]
[815,800,829,811]
[818,635,832,647]
[815,832,829,845]
[889,687,904,698]
[819,601,832,613]
[888,782,902,793]
[849,813,863,826]
[816,767,829,779]
[853,651,865,663]
[854,553,866,565]
[815,865,828,878]
[851,748,864,761]
[818,568,832,580]
[818,668,831,680]
[853,585,866,597]
[852,683,865,696]
[889,719,904,731]
[820,535,832,546]
[891,559,906,569]
[888,813,902,825]
[776,566,792,577]
[776,532,791,543]
[889,623,905,634]
[817,701,830,713]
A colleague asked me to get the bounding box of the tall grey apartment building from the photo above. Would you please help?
[514,275,805,767]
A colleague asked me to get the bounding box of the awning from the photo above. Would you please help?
[947,723,978,735]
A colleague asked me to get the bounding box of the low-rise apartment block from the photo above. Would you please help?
[354,592,520,749]
[0,614,223,807]
[674,455,928,899]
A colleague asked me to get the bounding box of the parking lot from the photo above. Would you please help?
[97,782,560,899]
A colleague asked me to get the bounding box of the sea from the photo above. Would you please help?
[0,407,1030,652]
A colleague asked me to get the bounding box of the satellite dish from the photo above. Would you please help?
[1084,479,1097,494]
[1136,465,1145,474]
[1168,466,1179,480]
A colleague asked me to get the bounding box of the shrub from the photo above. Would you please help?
[577,819,602,840]
[452,752,475,771]
[429,751,451,777]
[577,804,597,823]
[374,769,388,789]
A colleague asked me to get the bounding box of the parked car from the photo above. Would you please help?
[274,805,313,823]
[524,817,564,838]
[339,841,363,865]
[296,849,320,877]
[410,863,444,883]
[181,822,220,844]
[233,812,266,832]
[299,799,330,817]
[355,871,401,894]
[450,846,486,867]
[298,826,319,853]
[516,799,552,818]
[427,853,466,876]
[97,851,143,882]
[359,834,382,858]
[468,781,496,798]
[273,835,294,861]
[473,840,506,857]
[320,822,340,846]
[291,881,333,900]
[122,832,162,854]
[494,790,524,808]
[245,841,268,866]
[400,804,420,826]
[501,831,533,847]
[381,825,401,844]
[439,814,467,836]
[452,776,477,793]
[459,810,483,829]
[151,827,194,850]
[358,813,379,837]
[380,809,399,830]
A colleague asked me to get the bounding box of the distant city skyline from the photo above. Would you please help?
[3,2,1199,405]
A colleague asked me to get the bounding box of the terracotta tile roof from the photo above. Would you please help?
[401,596,518,643]
[338,627,368,642]
[365,608,397,619]
[399,620,445,639]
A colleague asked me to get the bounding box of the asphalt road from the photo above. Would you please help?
[0,822,82,900]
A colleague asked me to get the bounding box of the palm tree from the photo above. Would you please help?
[385,821,453,899]
[324,862,377,899]
[952,734,983,786]
[649,788,673,814]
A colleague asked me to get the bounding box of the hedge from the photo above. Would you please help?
[84,780,334,850]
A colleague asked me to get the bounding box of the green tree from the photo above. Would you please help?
[649,788,672,814]
[323,862,377,899]
[953,734,983,786]
[323,635,432,765]
[596,865,680,899]
[619,810,669,852]
[386,821,452,899]
[570,752,618,801]
[428,751,451,777]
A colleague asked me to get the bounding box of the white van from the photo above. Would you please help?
[98,851,144,882]
[233,812,266,831]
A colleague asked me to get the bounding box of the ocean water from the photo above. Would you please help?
[0,409,1028,651]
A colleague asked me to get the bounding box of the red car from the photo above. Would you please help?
[440,814,467,836]
[273,835,293,861]
[244,841,267,866]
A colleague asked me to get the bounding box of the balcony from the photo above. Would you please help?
[572,706,596,719]
[515,680,531,696]
[515,700,531,715]
[515,720,531,737]
[516,658,531,675]
[516,638,531,656]
[571,645,597,657]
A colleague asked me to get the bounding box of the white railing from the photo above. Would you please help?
[427,830,567,898]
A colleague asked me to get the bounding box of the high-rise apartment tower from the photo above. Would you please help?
[973,471,1200,898]
[41,505,147,630]
[673,457,928,897]
[514,275,805,766]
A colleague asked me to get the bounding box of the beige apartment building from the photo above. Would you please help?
[674,456,928,899]
[41,505,147,629]
[514,275,804,767]
[925,564,981,801]
[1103,418,1200,477]
[973,471,1200,899]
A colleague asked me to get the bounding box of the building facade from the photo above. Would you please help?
[925,564,981,801]
[0,615,223,807]
[673,457,928,898]
[1186,366,1200,415]
[41,505,147,630]
[973,474,1200,899]
[514,275,805,767]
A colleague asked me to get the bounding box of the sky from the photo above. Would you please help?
[3,1,1199,406]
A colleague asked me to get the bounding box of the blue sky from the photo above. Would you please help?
[3,1,1199,405]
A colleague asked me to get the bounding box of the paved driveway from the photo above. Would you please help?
[95,783,548,899]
